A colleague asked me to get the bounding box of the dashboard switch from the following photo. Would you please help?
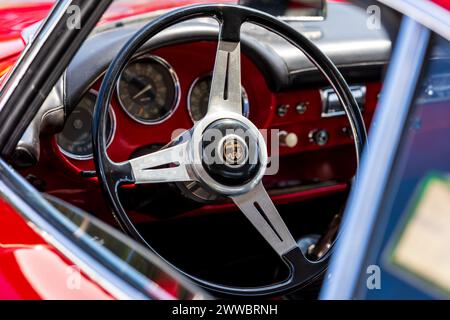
[277,104,289,117]
[320,86,366,117]
[309,129,329,146]
[279,131,298,148]
[296,102,308,114]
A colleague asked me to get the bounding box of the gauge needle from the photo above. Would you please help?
[132,84,153,100]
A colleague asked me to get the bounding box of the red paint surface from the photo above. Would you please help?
[0,197,113,299]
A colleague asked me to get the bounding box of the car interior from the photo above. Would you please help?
[5,0,406,298]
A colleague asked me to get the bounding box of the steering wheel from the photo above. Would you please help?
[93,4,367,297]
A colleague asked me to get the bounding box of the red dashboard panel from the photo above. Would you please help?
[22,41,381,221]
[76,42,273,169]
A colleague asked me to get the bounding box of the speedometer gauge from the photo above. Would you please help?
[56,90,115,160]
[117,55,180,124]
[187,74,249,122]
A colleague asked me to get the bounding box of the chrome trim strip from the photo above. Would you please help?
[320,17,430,300]
[21,21,42,45]
[320,85,366,118]
[379,0,450,42]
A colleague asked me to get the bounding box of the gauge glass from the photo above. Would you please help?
[188,75,249,122]
[117,56,179,124]
[56,91,115,160]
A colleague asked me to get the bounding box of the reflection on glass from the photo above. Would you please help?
[47,195,206,300]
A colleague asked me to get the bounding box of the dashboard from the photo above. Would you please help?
[53,39,381,170]
[56,49,251,161]
[19,3,390,222]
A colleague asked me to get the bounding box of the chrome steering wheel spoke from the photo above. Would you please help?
[232,182,298,257]
[128,142,193,184]
[207,25,243,116]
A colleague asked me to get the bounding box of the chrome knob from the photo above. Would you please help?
[309,129,329,146]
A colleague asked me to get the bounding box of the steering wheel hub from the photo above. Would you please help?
[201,119,260,187]
[188,112,268,196]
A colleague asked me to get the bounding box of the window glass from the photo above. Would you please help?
[356,34,450,299]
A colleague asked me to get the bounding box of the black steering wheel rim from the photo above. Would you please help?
[93,4,367,297]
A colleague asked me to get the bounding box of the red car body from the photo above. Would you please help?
[0,0,238,76]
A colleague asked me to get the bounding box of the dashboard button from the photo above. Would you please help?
[277,104,289,117]
[295,102,308,114]
[309,129,329,146]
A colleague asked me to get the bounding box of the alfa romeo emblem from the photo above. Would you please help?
[222,136,247,167]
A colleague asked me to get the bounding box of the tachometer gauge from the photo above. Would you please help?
[187,74,250,122]
[56,90,115,160]
[117,55,180,124]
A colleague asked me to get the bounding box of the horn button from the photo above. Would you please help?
[201,119,261,186]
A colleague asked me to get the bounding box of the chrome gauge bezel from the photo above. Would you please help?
[116,54,181,125]
[187,73,250,123]
[57,90,117,161]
